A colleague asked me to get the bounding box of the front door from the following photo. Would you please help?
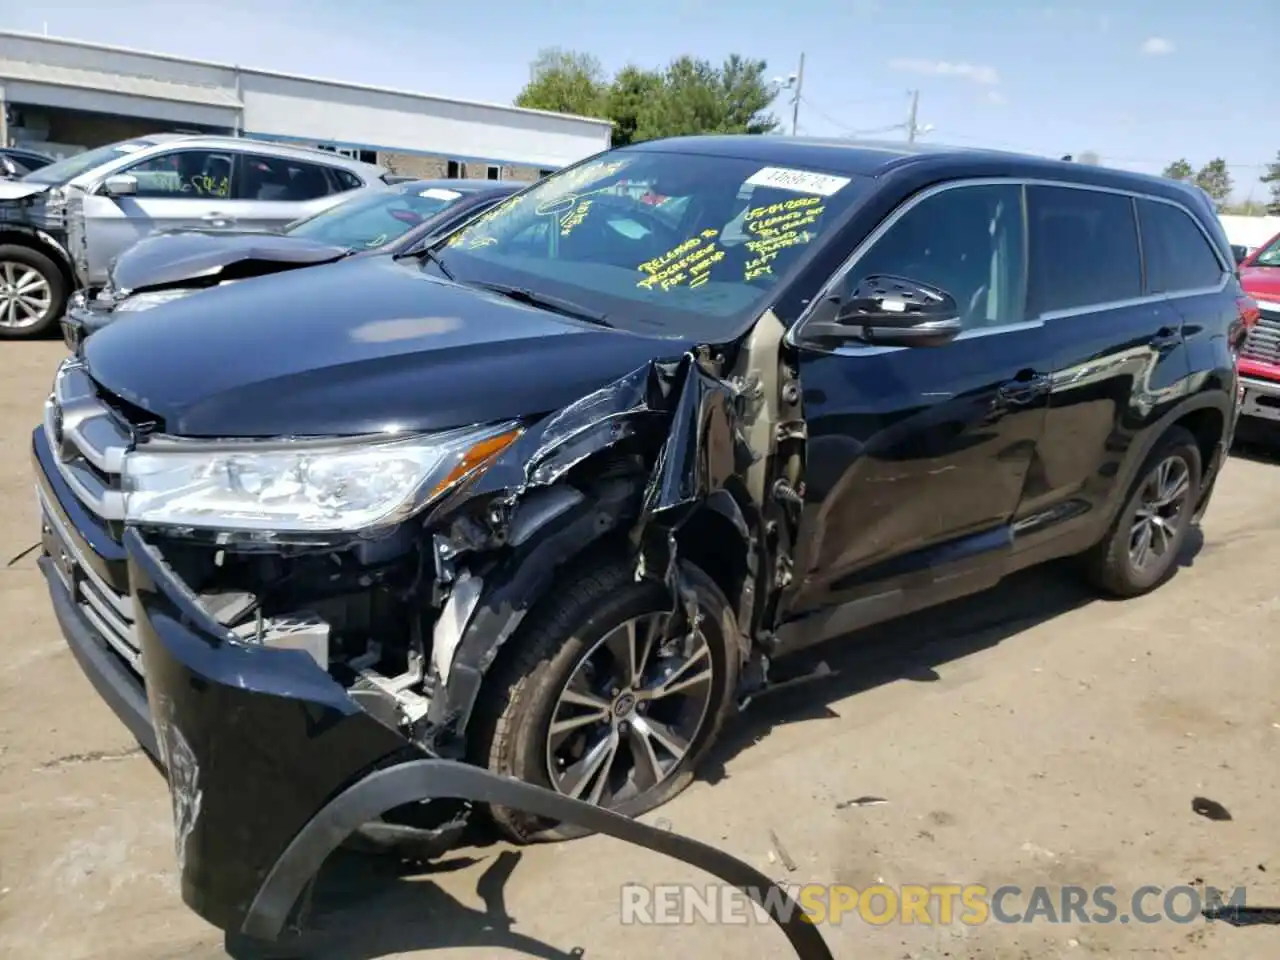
[778,180,1050,648]
[80,147,238,286]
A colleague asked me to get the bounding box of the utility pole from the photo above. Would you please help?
[791,53,805,136]
[905,89,920,144]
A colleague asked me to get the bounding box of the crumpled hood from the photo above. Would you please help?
[1240,266,1280,303]
[108,230,352,294]
[83,255,691,438]
[0,180,50,202]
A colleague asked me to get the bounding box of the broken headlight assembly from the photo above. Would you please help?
[121,422,522,536]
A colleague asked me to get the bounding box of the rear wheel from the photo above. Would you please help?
[1083,426,1202,597]
[0,244,67,339]
[470,559,740,843]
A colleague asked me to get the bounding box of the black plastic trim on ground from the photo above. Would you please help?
[245,758,835,960]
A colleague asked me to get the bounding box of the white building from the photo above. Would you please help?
[0,31,613,182]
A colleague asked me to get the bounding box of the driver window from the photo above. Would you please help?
[121,150,235,199]
[849,183,1027,330]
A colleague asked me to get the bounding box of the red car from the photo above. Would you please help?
[1237,230,1280,431]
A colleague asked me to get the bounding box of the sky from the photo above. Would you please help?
[5,0,1278,200]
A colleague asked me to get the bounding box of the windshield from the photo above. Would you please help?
[431,149,863,339]
[21,141,152,185]
[286,186,466,249]
[1250,234,1280,268]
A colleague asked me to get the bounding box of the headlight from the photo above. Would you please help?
[122,422,522,534]
[115,289,198,313]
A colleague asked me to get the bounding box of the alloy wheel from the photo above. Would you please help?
[0,261,53,329]
[545,612,715,808]
[1129,455,1191,573]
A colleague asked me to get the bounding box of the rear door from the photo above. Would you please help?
[1011,184,1192,558]
[231,153,360,232]
[80,147,238,286]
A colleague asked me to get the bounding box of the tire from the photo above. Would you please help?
[469,558,741,843]
[1083,425,1202,598]
[0,243,68,340]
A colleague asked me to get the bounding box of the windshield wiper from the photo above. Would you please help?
[415,246,455,281]
[473,281,610,326]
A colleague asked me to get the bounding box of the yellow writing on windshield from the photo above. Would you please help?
[637,229,725,292]
[560,198,592,237]
[741,199,824,281]
[538,160,630,204]
[450,193,528,247]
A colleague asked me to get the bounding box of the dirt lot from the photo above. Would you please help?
[0,340,1276,960]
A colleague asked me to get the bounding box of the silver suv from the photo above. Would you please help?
[0,134,390,339]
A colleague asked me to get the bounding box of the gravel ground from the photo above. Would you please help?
[0,340,1276,960]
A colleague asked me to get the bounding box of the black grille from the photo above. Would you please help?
[93,382,164,436]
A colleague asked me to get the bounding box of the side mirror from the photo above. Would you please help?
[809,274,964,348]
[1231,246,1249,266]
[101,174,138,198]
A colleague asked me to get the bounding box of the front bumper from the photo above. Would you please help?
[1239,374,1280,423]
[34,437,833,958]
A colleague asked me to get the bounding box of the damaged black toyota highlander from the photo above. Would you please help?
[34,136,1246,948]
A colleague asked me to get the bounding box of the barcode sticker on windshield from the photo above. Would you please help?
[421,188,462,201]
[744,166,851,196]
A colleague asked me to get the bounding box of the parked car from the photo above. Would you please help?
[61,179,522,350]
[0,134,390,339]
[1235,230,1280,433]
[34,136,1246,949]
[0,146,54,179]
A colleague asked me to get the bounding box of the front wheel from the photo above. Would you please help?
[1083,426,1202,597]
[0,244,67,339]
[469,559,740,843]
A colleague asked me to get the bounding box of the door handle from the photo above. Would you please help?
[1149,326,1182,350]
[996,370,1050,407]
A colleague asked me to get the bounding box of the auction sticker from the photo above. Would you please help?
[744,166,851,196]
[421,188,462,201]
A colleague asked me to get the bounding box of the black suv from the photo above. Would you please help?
[33,137,1247,946]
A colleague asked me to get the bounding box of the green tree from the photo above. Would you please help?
[1193,158,1233,208]
[634,55,779,142]
[604,65,663,147]
[1262,150,1280,214]
[514,50,780,146]
[514,49,608,118]
[1162,158,1193,181]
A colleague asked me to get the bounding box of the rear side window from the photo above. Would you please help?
[1026,185,1141,316]
[1137,198,1224,294]
[332,168,363,193]
[237,154,338,202]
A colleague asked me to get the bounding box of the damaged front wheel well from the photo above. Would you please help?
[671,509,751,640]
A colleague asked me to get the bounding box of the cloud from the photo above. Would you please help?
[985,90,1007,105]
[889,59,1000,86]
[1140,37,1175,55]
